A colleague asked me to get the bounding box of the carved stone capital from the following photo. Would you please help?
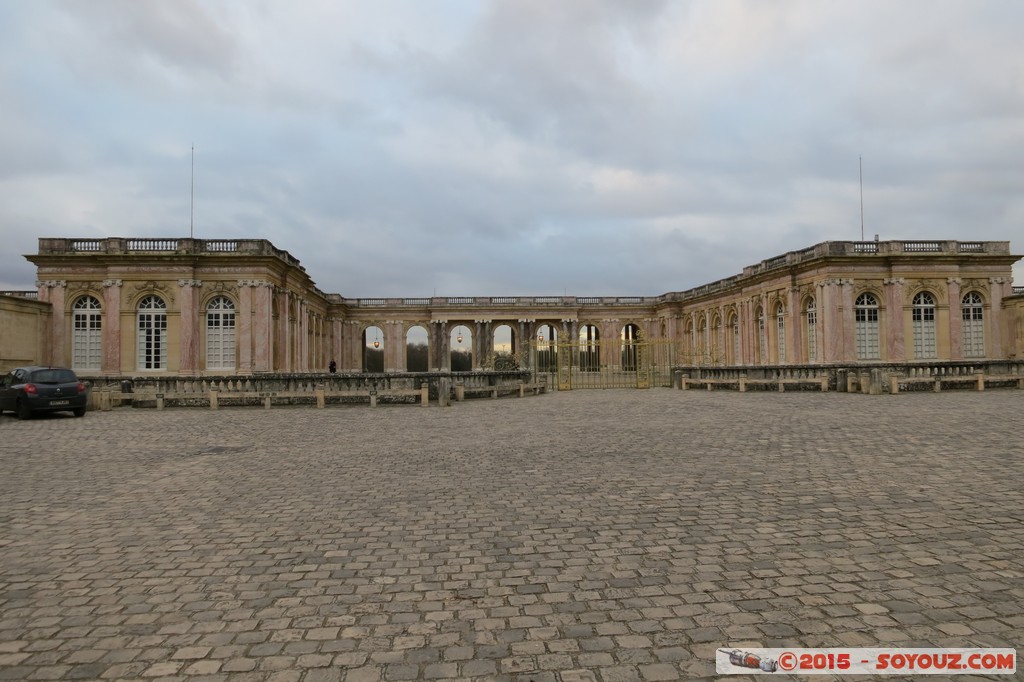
[177,279,203,288]
[36,280,67,288]
[102,279,123,288]
[883,278,905,286]
[946,277,962,285]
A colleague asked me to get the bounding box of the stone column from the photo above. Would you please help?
[988,277,1009,359]
[37,280,67,367]
[474,320,483,370]
[387,320,399,372]
[840,280,856,362]
[279,290,291,371]
[431,321,449,371]
[252,282,274,372]
[347,320,361,370]
[441,321,451,371]
[884,278,906,362]
[787,289,800,364]
[237,282,253,374]
[102,279,122,374]
[299,300,309,372]
[177,279,202,375]
[484,320,494,363]
[521,320,534,369]
[819,280,842,363]
[946,278,962,360]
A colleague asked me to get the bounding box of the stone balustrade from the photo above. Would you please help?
[80,370,537,409]
[672,360,1024,394]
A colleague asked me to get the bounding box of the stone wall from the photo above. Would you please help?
[0,294,51,371]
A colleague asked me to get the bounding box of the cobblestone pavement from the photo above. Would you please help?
[1,390,1022,681]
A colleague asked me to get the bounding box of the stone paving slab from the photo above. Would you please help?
[1,390,1021,681]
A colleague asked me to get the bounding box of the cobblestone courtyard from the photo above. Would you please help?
[1,390,1021,681]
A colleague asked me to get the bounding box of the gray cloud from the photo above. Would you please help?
[0,0,1021,293]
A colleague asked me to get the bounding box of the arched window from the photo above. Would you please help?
[854,293,880,360]
[72,295,102,371]
[406,325,429,372]
[536,324,557,373]
[775,304,786,364]
[962,292,984,358]
[137,295,167,370]
[912,291,936,359]
[206,297,236,370]
[492,324,516,370]
[805,298,818,363]
[450,325,472,372]
[364,326,385,372]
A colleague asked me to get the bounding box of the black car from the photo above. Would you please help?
[0,366,88,419]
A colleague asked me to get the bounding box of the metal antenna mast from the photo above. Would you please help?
[190,145,195,239]
[859,155,864,242]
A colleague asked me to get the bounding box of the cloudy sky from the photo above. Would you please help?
[2,1,1022,296]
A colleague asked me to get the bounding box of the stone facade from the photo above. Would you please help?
[18,237,1023,376]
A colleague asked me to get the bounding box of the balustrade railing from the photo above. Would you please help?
[203,240,239,252]
[127,238,178,251]
[71,239,102,252]
[902,241,942,252]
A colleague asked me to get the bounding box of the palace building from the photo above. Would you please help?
[2,237,1023,381]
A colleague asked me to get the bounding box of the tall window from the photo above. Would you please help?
[805,298,818,363]
[775,305,786,363]
[206,297,236,370]
[854,293,880,360]
[962,291,984,358]
[72,295,102,371]
[912,291,936,359]
[137,295,167,370]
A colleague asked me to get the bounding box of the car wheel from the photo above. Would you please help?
[16,400,32,420]
[73,407,86,418]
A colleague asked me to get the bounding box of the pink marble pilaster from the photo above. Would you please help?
[820,280,841,363]
[946,278,962,360]
[37,281,67,366]
[177,279,201,375]
[251,283,272,372]
[787,289,800,363]
[840,280,856,362]
[102,280,122,374]
[282,291,292,371]
[884,278,905,361]
[988,277,1008,358]
[331,318,342,370]
[237,282,253,373]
